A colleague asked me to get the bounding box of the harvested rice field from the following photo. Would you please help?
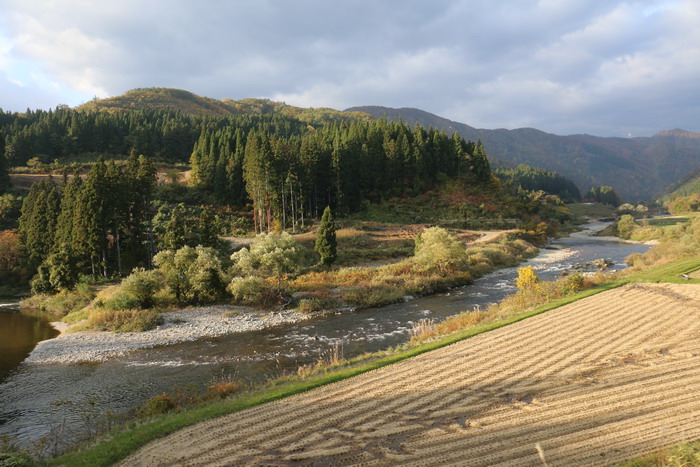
[123,283,700,466]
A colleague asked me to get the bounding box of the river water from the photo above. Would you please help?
[0,222,652,449]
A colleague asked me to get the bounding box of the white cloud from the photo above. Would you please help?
[0,0,697,135]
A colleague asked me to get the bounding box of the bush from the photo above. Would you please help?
[616,214,636,239]
[228,276,278,306]
[563,272,585,293]
[139,393,178,416]
[205,379,242,400]
[20,286,95,317]
[413,227,468,273]
[516,266,539,290]
[120,268,162,308]
[0,452,35,467]
[154,246,227,304]
[231,232,309,292]
[297,297,341,313]
[86,308,162,332]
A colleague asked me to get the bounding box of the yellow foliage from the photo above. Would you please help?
[516,266,539,290]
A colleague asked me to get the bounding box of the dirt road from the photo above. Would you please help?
[123,283,700,466]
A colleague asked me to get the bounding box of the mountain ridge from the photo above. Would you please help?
[76,88,700,200]
[77,87,372,124]
[347,105,700,201]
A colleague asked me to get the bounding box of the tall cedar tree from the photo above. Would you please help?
[18,178,60,272]
[315,206,337,267]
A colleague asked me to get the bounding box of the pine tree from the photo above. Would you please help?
[315,206,337,267]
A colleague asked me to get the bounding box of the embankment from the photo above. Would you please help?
[121,283,700,466]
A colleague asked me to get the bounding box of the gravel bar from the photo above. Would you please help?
[26,306,309,364]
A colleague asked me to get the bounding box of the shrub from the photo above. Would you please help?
[205,378,242,400]
[86,308,162,332]
[120,268,162,308]
[228,276,278,306]
[0,452,34,467]
[154,246,227,304]
[616,214,636,239]
[413,227,468,273]
[563,272,585,293]
[139,393,178,416]
[231,232,309,292]
[516,266,539,290]
[20,286,95,317]
[297,297,341,313]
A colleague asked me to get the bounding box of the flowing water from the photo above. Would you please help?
[0,222,652,448]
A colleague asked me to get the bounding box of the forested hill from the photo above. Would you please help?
[78,88,371,125]
[347,106,700,201]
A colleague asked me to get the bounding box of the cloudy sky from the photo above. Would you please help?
[0,0,698,136]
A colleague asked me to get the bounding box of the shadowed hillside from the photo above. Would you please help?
[347,106,700,201]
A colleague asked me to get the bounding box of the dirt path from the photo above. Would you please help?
[123,283,700,466]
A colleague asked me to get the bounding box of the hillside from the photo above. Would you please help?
[72,90,700,200]
[78,88,371,124]
[347,106,700,201]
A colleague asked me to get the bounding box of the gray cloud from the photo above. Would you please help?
[0,0,698,136]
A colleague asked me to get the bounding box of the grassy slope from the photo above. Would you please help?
[52,255,700,467]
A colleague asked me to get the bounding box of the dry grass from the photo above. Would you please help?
[291,237,537,310]
[77,308,163,333]
[124,283,700,466]
[296,341,345,378]
[409,272,609,345]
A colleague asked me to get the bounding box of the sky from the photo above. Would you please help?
[0,0,698,137]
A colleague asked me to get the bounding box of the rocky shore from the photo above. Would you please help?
[26,306,309,364]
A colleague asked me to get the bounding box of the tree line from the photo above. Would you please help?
[0,106,305,166]
[495,164,581,203]
[18,154,156,292]
[190,119,491,232]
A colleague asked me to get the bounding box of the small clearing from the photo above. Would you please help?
[123,283,700,466]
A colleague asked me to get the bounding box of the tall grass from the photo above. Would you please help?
[291,236,537,310]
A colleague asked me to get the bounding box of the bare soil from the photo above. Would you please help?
[123,283,700,466]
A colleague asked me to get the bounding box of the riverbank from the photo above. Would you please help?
[26,307,308,364]
[122,282,700,466]
[54,255,700,467]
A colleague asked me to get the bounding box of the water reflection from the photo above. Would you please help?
[0,303,58,383]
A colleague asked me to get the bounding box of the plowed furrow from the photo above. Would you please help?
[122,283,700,466]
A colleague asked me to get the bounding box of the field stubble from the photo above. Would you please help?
[122,282,700,466]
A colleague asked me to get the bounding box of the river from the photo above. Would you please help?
[0,222,652,450]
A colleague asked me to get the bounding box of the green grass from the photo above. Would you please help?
[52,255,700,466]
[645,216,690,227]
[626,256,700,283]
[566,202,615,219]
[620,441,700,466]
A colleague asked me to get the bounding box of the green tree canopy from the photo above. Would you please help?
[315,206,337,267]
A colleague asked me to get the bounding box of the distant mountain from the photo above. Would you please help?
[78,88,372,124]
[347,106,700,201]
[656,129,700,139]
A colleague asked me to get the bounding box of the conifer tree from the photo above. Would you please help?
[162,206,187,250]
[18,178,60,271]
[315,206,337,267]
[73,159,109,277]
